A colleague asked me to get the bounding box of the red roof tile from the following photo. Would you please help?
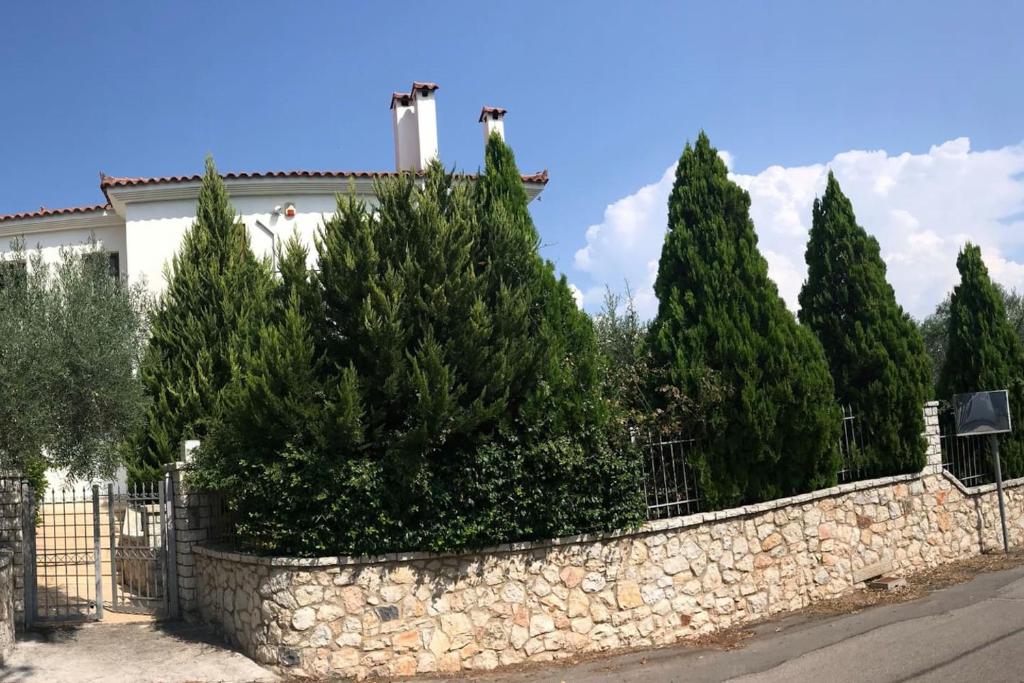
[1,169,548,224]
[0,204,110,224]
[411,81,440,92]
[479,106,508,122]
[390,92,413,109]
[101,169,549,188]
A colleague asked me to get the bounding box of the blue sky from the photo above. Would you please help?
[2,2,1022,318]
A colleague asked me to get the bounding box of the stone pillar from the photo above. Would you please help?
[0,549,13,664]
[164,461,221,620]
[922,400,942,475]
[0,478,29,630]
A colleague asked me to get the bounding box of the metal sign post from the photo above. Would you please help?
[989,434,1010,553]
[954,390,1013,553]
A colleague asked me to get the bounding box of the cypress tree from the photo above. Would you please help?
[474,132,644,537]
[798,172,931,474]
[131,157,274,482]
[649,132,840,508]
[937,244,1024,476]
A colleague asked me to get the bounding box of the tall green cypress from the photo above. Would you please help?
[475,132,644,537]
[798,172,931,474]
[649,132,840,508]
[131,157,274,482]
[937,243,1024,476]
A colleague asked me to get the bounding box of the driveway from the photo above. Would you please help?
[429,562,1024,683]
[2,621,277,683]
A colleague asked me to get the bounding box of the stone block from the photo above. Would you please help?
[852,559,893,584]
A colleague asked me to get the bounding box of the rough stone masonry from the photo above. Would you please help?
[190,402,1024,679]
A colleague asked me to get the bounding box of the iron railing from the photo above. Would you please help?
[837,405,868,483]
[640,434,702,520]
[640,405,871,520]
[939,409,993,487]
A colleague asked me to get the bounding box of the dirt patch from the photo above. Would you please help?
[802,549,1024,617]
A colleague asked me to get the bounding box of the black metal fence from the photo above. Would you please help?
[836,405,868,483]
[640,434,702,520]
[939,409,993,487]
[640,404,869,520]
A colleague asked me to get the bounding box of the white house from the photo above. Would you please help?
[0,82,547,295]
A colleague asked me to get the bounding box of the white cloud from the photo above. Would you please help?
[572,138,1024,320]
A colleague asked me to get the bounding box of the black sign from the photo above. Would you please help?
[953,390,1012,436]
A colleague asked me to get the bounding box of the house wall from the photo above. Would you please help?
[188,403,1024,680]
[0,223,127,274]
[123,192,373,294]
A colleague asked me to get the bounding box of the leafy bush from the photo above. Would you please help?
[195,137,644,555]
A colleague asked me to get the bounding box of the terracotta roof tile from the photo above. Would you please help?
[1,169,548,224]
[411,81,439,92]
[101,169,549,188]
[0,204,110,224]
[390,92,413,109]
[479,106,508,122]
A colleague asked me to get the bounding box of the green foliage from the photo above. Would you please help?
[594,286,724,437]
[648,132,840,509]
[196,137,644,556]
[920,285,1024,391]
[131,157,275,483]
[594,287,653,429]
[798,173,931,474]
[0,240,149,483]
[937,244,1024,476]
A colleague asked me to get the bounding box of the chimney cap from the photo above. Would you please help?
[479,106,508,123]
[411,81,440,94]
[390,91,413,109]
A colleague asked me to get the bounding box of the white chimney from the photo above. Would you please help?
[479,106,507,144]
[391,91,418,172]
[411,82,439,170]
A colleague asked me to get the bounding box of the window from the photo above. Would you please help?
[0,259,26,289]
[85,251,120,277]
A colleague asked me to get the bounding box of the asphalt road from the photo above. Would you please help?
[446,563,1024,683]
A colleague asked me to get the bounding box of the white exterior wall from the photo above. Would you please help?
[1,176,541,297]
[0,221,127,275]
[122,191,376,295]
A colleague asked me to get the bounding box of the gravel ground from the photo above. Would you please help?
[3,621,278,683]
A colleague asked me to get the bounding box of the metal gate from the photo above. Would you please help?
[29,481,172,623]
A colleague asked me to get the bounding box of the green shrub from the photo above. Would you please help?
[196,139,644,555]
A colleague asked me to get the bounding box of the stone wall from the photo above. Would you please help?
[190,405,1024,679]
[0,549,14,664]
[0,477,29,630]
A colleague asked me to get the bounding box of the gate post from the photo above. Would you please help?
[91,485,103,621]
[160,474,179,619]
[20,480,35,630]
